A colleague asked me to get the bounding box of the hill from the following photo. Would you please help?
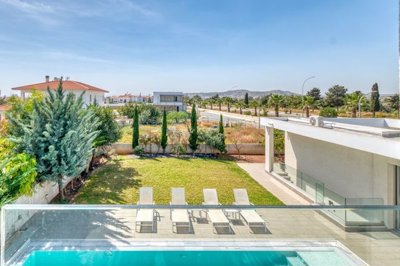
[185,89,296,99]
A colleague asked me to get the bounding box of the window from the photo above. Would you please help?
[160,95,182,102]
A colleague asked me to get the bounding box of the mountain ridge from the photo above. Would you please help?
[185,89,296,99]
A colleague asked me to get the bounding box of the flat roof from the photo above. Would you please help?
[261,117,400,160]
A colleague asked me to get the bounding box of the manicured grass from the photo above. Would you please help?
[74,157,283,205]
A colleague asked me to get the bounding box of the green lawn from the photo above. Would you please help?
[74,157,283,205]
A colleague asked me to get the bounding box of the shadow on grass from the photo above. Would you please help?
[76,159,142,204]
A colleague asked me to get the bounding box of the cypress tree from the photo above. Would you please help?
[370,83,380,118]
[219,114,226,152]
[219,114,224,135]
[161,109,168,153]
[188,104,198,153]
[8,80,99,201]
[244,92,249,107]
[132,106,139,148]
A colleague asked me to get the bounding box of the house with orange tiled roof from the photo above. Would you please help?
[12,76,109,106]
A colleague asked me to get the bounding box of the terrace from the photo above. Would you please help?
[2,205,400,266]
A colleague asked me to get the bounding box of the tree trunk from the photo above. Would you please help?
[219,104,221,111]
[210,103,213,110]
[372,110,376,118]
[228,104,230,112]
[239,107,242,114]
[254,107,257,116]
[58,175,65,201]
[352,108,357,118]
[305,106,310,118]
[275,106,279,117]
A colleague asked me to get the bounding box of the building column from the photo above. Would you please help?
[265,126,274,172]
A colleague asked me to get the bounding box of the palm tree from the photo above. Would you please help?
[250,99,260,116]
[303,96,314,118]
[345,91,363,118]
[268,94,285,117]
[216,97,223,111]
[234,99,245,114]
[223,97,235,113]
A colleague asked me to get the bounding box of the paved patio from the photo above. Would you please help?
[237,163,310,205]
[4,207,400,266]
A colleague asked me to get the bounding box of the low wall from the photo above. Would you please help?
[3,176,74,241]
[112,143,265,155]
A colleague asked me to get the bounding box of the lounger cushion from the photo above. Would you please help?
[171,209,190,223]
[208,210,229,224]
[136,209,154,222]
[240,210,265,224]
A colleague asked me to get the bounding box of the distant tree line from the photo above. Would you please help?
[183,83,399,118]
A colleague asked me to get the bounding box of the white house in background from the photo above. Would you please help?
[153,91,185,111]
[261,116,400,230]
[107,93,151,104]
[0,105,11,120]
[12,76,109,106]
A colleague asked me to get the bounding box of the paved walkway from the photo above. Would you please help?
[237,163,310,205]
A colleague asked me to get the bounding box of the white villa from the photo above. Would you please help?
[261,116,400,230]
[153,91,185,111]
[12,76,109,106]
[107,93,151,104]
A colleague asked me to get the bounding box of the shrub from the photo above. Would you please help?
[244,110,252,115]
[167,111,188,124]
[319,107,338,117]
[0,138,37,205]
[133,146,145,156]
[172,143,186,157]
[140,106,161,125]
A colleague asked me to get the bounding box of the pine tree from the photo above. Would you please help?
[132,106,139,148]
[161,109,168,153]
[8,80,99,200]
[370,83,380,118]
[244,92,249,107]
[188,104,198,153]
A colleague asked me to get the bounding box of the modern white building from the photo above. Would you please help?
[153,91,185,111]
[107,93,151,104]
[12,76,109,106]
[261,116,400,230]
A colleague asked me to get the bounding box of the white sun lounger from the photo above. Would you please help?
[233,188,267,232]
[203,189,232,233]
[135,187,156,232]
[170,188,191,233]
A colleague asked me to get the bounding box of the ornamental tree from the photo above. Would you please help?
[161,109,168,153]
[370,83,380,118]
[188,104,198,153]
[8,80,99,200]
[132,106,139,149]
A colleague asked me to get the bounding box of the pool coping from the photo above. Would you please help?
[8,239,368,266]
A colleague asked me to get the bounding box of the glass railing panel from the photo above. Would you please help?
[2,205,400,266]
[344,198,385,226]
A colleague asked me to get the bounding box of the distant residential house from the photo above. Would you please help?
[0,105,11,120]
[153,91,185,111]
[12,76,109,106]
[107,93,151,104]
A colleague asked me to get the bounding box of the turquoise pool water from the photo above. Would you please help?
[22,250,353,266]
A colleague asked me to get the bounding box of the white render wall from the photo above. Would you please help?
[284,132,400,204]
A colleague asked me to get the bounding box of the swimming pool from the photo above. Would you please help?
[22,250,353,266]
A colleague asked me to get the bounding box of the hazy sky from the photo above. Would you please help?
[0,0,398,96]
